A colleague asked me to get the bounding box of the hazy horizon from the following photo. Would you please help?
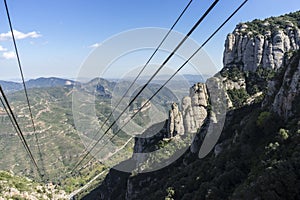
[0,0,299,80]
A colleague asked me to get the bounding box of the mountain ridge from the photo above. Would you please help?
[0,77,76,93]
[82,10,300,200]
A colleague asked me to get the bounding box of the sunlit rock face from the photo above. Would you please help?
[224,22,300,71]
[168,83,208,137]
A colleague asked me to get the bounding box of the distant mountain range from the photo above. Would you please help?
[0,77,76,93]
[0,74,210,93]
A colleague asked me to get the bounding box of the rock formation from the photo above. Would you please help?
[167,103,184,137]
[167,83,208,137]
[83,11,300,200]
[270,52,300,120]
[224,21,300,71]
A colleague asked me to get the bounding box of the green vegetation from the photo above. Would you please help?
[2,11,300,199]
[60,164,106,193]
[0,84,134,195]
[227,88,250,108]
[246,67,275,94]
[256,111,271,128]
[82,11,300,199]
[85,44,300,198]
[0,171,45,199]
[221,66,271,108]
[242,11,300,35]
[278,128,289,140]
[220,66,244,81]
[88,99,300,199]
[0,171,33,192]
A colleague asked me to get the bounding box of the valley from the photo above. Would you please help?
[0,7,299,200]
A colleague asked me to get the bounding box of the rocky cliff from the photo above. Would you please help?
[224,12,300,71]
[222,12,300,115]
[167,83,208,137]
[263,50,300,120]
[218,12,300,109]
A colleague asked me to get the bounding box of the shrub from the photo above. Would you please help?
[278,128,289,140]
[266,142,280,151]
[220,66,243,81]
[256,111,271,128]
[227,88,250,108]
[11,195,26,200]
[165,187,175,199]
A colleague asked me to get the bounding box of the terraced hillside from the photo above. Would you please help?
[0,78,135,193]
[0,76,186,195]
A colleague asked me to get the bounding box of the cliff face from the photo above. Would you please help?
[224,12,300,121]
[220,12,300,109]
[264,51,300,120]
[224,13,300,71]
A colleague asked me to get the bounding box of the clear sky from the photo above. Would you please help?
[0,0,299,81]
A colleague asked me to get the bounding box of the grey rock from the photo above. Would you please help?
[190,83,208,107]
[272,30,288,69]
[167,103,184,137]
[167,83,209,137]
[223,24,300,71]
[243,37,256,71]
[262,39,275,69]
[254,34,264,67]
[272,55,300,120]
[182,96,197,133]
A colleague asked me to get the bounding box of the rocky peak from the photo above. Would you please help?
[224,12,300,72]
[167,83,208,137]
[220,12,300,110]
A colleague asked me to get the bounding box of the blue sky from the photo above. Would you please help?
[0,0,299,81]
